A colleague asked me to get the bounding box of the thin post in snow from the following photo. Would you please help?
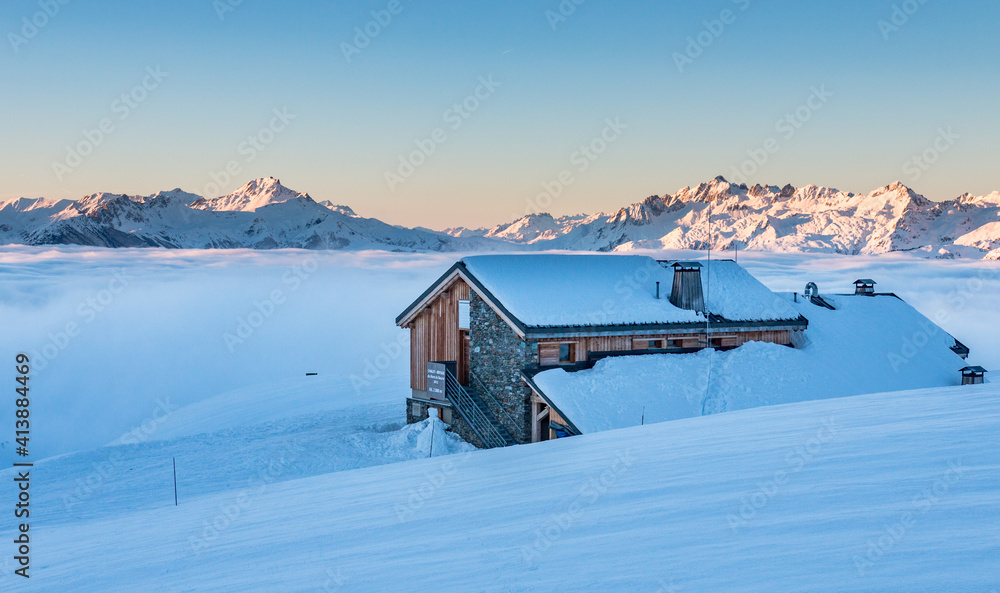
[641,406,645,425]
[172,457,178,506]
[428,411,436,458]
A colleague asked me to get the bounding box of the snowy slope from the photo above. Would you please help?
[2,177,999,257]
[2,383,997,591]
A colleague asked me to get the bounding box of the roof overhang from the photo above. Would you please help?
[395,261,530,338]
[523,317,808,339]
[521,371,583,436]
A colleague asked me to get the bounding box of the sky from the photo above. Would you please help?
[1,0,998,229]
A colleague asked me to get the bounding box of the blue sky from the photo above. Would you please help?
[1,0,998,228]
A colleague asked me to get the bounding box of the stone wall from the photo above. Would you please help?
[468,292,538,443]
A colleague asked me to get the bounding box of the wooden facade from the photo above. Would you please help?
[406,278,471,393]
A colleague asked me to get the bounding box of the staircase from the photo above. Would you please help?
[443,369,517,449]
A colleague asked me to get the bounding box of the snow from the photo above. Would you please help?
[462,254,703,326]
[2,383,997,591]
[533,293,971,434]
[461,254,800,327]
[192,177,313,212]
[444,177,1000,259]
[0,246,997,590]
[703,259,801,321]
[0,246,996,464]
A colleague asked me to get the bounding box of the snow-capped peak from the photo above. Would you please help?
[318,201,359,217]
[192,177,314,212]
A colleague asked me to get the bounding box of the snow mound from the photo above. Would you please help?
[392,415,477,457]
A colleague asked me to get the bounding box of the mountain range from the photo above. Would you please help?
[2,176,998,259]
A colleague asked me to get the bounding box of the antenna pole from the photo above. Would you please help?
[705,195,714,413]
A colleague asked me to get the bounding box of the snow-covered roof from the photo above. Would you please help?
[458,254,801,329]
[531,293,972,434]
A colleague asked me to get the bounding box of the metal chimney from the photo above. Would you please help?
[670,262,705,312]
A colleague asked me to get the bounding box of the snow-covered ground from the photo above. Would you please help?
[0,246,997,590]
[1,382,997,591]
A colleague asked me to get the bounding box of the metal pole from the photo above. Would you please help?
[173,457,178,506]
[428,419,435,458]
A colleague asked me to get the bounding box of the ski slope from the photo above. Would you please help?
[3,383,997,592]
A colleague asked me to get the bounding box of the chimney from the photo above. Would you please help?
[960,366,987,385]
[854,279,876,295]
[670,262,705,312]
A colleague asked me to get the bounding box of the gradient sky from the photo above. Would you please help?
[1,0,998,229]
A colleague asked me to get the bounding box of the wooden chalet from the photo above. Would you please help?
[395,254,809,448]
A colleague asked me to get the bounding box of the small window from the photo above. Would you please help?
[667,339,681,348]
[710,338,724,347]
[558,343,576,364]
[458,300,470,330]
[647,340,661,349]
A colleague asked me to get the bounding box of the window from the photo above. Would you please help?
[667,339,681,348]
[458,300,470,330]
[710,338,724,347]
[647,340,661,349]
[558,343,576,364]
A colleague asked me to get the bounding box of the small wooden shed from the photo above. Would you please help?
[961,366,988,385]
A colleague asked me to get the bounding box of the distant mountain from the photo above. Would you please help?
[447,177,1000,260]
[0,178,499,251]
[1,176,998,258]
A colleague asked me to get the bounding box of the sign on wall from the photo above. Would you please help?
[427,362,447,399]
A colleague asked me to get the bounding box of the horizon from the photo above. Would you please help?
[5,173,996,233]
[2,0,999,228]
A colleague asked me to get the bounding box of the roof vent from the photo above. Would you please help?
[670,262,705,313]
[854,279,876,295]
[804,281,835,310]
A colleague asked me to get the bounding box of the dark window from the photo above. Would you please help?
[559,343,575,363]
[647,340,660,349]
[710,338,724,347]
[667,339,681,347]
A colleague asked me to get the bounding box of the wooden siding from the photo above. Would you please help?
[538,340,587,366]
[407,278,471,391]
[534,329,792,365]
